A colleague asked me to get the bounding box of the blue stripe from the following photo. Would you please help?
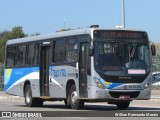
[4,67,39,92]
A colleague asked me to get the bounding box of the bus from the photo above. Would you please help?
[4,25,156,109]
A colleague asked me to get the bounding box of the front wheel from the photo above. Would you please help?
[116,102,130,110]
[69,85,84,109]
[24,85,43,107]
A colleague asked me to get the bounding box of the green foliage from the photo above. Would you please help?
[11,26,26,39]
[0,26,40,63]
[30,32,40,37]
[0,26,26,63]
[152,42,160,64]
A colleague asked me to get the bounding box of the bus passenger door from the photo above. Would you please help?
[79,43,89,98]
[40,44,50,97]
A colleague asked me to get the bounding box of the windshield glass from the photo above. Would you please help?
[94,42,150,76]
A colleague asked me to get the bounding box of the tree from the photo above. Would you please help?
[30,32,40,37]
[153,42,160,64]
[11,26,26,39]
[0,26,26,63]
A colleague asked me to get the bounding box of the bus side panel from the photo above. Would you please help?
[4,67,39,97]
[30,79,41,97]
[49,65,78,98]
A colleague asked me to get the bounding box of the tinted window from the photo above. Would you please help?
[66,37,77,62]
[16,44,26,66]
[53,39,65,63]
[27,43,39,65]
[6,46,16,67]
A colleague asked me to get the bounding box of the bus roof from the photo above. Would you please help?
[6,27,147,45]
[6,28,92,45]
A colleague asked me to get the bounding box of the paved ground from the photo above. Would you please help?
[151,89,160,99]
[0,89,159,100]
[0,91,24,100]
[0,90,159,119]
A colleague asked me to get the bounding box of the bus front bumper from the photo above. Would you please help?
[88,87,151,101]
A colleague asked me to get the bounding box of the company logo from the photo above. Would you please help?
[2,112,11,118]
[50,68,66,77]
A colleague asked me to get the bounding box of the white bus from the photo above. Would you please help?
[4,26,156,109]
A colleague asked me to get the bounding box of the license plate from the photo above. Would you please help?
[119,95,130,100]
[124,85,142,89]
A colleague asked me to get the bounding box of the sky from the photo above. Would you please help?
[0,0,160,42]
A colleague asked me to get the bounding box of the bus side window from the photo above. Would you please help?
[53,39,65,63]
[16,44,26,66]
[27,43,39,65]
[65,37,77,62]
[34,43,39,65]
[6,46,15,67]
[52,41,55,63]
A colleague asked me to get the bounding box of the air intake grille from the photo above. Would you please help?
[109,91,140,98]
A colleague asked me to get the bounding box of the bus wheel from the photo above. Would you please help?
[69,85,84,109]
[116,102,130,110]
[24,85,43,107]
[64,93,71,109]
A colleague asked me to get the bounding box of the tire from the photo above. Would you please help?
[116,102,130,110]
[69,85,84,110]
[24,85,43,107]
[64,92,71,109]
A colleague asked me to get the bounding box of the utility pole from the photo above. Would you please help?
[122,0,125,29]
[64,20,66,29]
[115,0,125,29]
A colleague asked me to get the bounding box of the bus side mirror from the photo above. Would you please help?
[151,45,156,56]
[89,46,94,56]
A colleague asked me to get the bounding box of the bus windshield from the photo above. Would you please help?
[94,42,150,76]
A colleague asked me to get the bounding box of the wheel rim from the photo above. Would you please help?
[71,91,78,105]
[26,89,31,103]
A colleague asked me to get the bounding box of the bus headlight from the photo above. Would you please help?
[93,77,106,89]
[144,81,150,89]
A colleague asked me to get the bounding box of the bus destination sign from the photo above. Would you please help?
[94,30,148,39]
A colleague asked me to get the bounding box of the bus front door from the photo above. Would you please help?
[40,46,50,97]
[79,43,89,98]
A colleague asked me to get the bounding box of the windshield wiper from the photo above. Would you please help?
[130,43,137,59]
[128,43,137,68]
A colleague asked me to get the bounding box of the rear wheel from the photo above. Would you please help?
[116,102,130,110]
[69,85,84,109]
[24,85,43,107]
[64,98,71,108]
